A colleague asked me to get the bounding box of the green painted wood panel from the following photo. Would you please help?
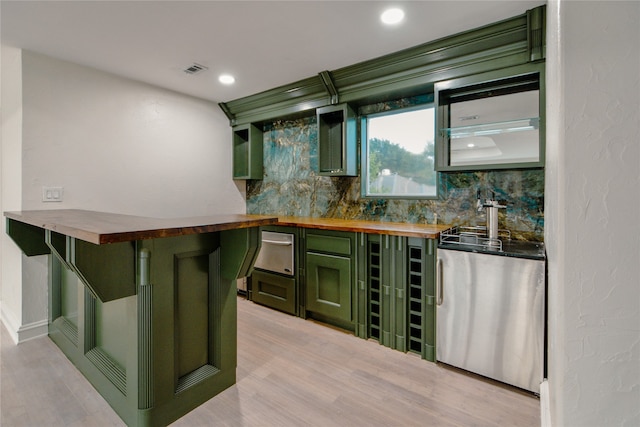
[306,232,352,256]
[316,103,357,176]
[6,218,50,256]
[306,252,351,323]
[175,252,210,378]
[251,270,297,315]
[232,123,263,180]
[94,297,130,374]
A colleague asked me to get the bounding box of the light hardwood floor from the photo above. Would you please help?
[1,297,540,426]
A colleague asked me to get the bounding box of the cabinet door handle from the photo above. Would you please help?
[436,258,443,306]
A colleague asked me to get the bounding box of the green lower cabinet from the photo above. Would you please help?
[362,234,437,361]
[45,229,259,427]
[406,237,437,362]
[251,270,297,315]
[304,229,356,330]
[306,252,352,323]
[365,235,407,351]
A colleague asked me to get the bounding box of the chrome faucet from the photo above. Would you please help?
[477,190,506,244]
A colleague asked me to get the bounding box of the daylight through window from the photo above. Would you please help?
[363,106,437,198]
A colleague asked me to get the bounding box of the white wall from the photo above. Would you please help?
[21,51,245,216]
[546,1,640,426]
[1,49,246,342]
[0,45,25,341]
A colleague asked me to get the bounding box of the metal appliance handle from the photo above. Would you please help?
[436,258,443,306]
[262,239,293,246]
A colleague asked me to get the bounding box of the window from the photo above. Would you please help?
[362,105,437,198]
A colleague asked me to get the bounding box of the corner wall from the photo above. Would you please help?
[545,2,640,426]
[1,45,25,342]
[1,49,245,342]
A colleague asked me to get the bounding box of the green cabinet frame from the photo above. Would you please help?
[304,229,357,330]
[316,103,357,176]
[232,123,263,179]
[250,270,297,315]
[434,63,546,172]
[360,234,437,361]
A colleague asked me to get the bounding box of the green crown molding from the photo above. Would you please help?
[219,5,546,126]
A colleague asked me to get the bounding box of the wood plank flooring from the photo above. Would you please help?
[1,297,540,426]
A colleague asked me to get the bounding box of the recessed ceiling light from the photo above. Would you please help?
[219,74,235,85]
[381,8,404,25]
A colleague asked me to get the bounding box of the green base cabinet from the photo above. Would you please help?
[364,234,407,351]
[251,270,297,315]
[406,237,437,361]
[44,229,259,426]
[361,234,437,362]
[304,229,356,330]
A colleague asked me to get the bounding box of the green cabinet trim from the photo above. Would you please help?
[306,231,352,255]
[220,6,546,126]
[306,252,352,323]
[434,62,545,171]
[232,123,263,180]
[304,229,356,330]
[6,218,50,256]
[317,103,357,176]
[251,270,297,315]
[220,227,261,280]
[72,239,137,302]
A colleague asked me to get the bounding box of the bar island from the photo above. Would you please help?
[4,209,278,426]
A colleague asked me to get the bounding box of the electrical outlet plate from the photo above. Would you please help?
[42,186,63,202]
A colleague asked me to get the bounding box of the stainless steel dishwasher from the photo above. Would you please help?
[436,227,545,393]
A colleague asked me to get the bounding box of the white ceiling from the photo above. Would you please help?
[1,0,545,104]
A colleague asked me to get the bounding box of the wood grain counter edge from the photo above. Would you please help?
[276,216,450,239]
[4,210,450,244]
[4,210,279,245]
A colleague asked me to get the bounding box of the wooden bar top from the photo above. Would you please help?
[4,209,279,245]
[4,210,451,245]
[277,216,450,239]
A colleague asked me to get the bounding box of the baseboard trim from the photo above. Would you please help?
[1,303,48,344]
[540,379,551,427]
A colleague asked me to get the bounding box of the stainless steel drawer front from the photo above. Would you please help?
[254,231,295,276]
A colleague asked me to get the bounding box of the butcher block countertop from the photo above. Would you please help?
[4,209,279,245]
[4,210,450,245]
[277,216,450,239]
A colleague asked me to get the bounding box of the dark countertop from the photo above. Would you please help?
[438,239,546,260]
[4,209,279,245]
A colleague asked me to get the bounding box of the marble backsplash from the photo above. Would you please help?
[246,115,544,242]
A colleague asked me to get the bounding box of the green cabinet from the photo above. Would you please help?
[316,103,357,176]
[250,270,297,315]
[304,229,356,329]
[406,237,437,362]
[361,234,437,361]
[232,123,263,179]
[434,63,545,172]
[364,234,407,351]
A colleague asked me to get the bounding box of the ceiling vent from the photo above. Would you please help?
[183,63,208,75]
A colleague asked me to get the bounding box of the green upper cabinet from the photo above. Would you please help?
[232,123,263,180]
[434,63,545,171]
[316,103,357,176]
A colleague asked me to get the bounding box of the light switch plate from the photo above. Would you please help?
[42,186,63,202]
